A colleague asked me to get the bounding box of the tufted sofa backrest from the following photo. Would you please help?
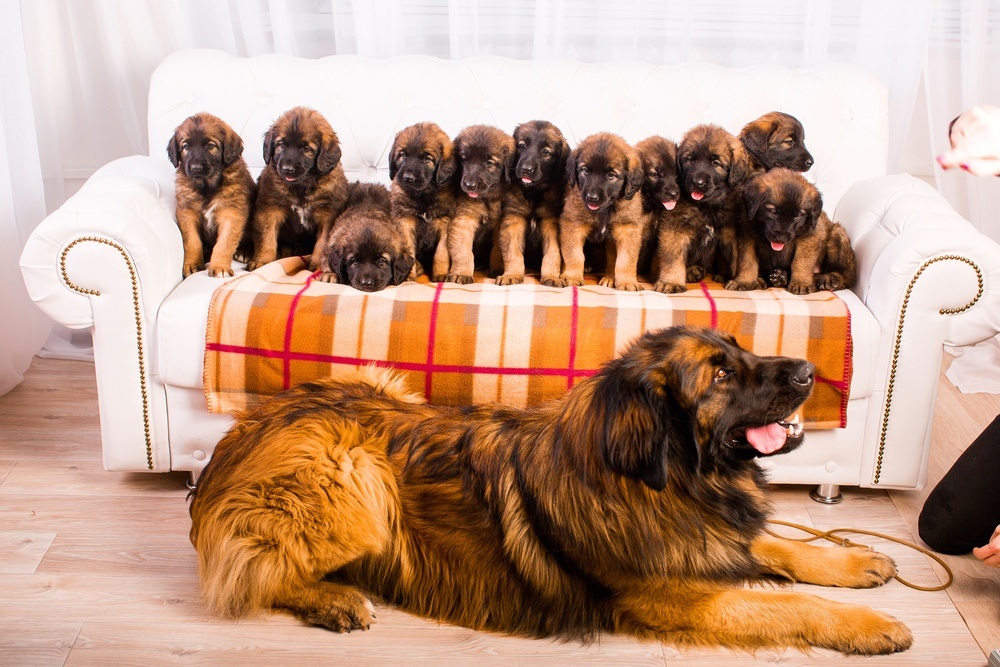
[148,49,888,213]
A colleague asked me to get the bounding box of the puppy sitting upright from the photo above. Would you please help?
[739,111,814,173]
[247,107,349,272]
[317,182,413,292]
[167,113,255,278]
[445,124,515,284]
[560,132,648,291]
[743,168,857,294]
[497,120,570,286]
[388,122,457,280]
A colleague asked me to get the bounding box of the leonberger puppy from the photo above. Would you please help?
[496,120,570,286]
[167,113,255,278]
[743,168,858,294]
[739,111,815,173]
[635,135,717,293]
[247,107,349,272]
[560,132,649,291]
[388,122,457,281]
[444,124,515,284]
[315,182,413,292]
[677,124,755,289]
[188,325,912,656]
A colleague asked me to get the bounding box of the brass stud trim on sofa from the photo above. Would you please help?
[873,254,984,485]
[59,236,155,471]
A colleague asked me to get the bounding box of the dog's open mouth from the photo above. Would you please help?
[725,414,803,456]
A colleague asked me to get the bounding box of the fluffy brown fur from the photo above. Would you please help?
[167,113,255,278]
[189,326,911,656]
[676,124,755,289]
[739,111,814,173]
[316,182,413,292]
[247,107,349,272]
[444,124,515,284]
[636,135,716,293]
[560,132,650,290]
[742,168,858,294]
[497,120,570,286]
[388,122,457,280]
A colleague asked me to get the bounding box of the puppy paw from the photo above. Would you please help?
[653,280,686,294]
[496,273,524,286]
[206,263,235,278]
[246,260,268,272]
[685,265,706,283]
[597,276,615,288]
[768,268,789,288]
[315,272,338,284]
[182,262,205,278]
[788,279,817,295]
[409,263,425,280]
[724,278,765,291]
[541,275,565,288]
[616,281,641,292]
[814,273,844,291]
[446,273,474,285]
[560,274,585,287]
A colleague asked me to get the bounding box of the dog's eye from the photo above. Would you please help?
[579,166,588,176]
[647,170,660,179]
[517,141,527,150]
[714,368,734,383]
[303,146,316,157]
[206,142,219,153]
[712,159,724,169]
[486,160,497,170]
[607,172,619,181]
[422,155,435,165]
[783,139,796,147]
[377,258,389,267]
[540,148,552,158]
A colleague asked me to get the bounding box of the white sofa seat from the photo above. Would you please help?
[19,49,1000,497]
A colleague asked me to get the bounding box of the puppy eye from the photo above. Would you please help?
[578,166,588,176]
[517,141,527,150]
[206,142,219,152]
[377,258,389,267]
[303,146,316,156]
[681,155,693,164]
[607,172,619,181]
[783,139,796,147]
[712,159,723,168]
[647,170,660,179]
[540,148,552,158]
[423,155,435,164]
[714,368,734,382]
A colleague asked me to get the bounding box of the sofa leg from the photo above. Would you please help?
[186,472,199,491]
[809,483,843,504]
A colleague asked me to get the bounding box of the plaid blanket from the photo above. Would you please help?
[204,257,852,428]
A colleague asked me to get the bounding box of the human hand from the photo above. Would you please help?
[936,105,1000,176]
[972,524,1000,567]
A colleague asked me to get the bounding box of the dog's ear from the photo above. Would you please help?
[741,118,776,161]
[727,139,751,187]
[590,364,668,491]
[807,187,824,230]
[388,133,402,181]
[624,151,644,200]
[317,135,343,175]
[391,252,414,285]
[553,137,571,183]
[221,126,245,167]
[743,177,768,221]
[502,141,516,183]
[565,148,579,188]
[262,127,276,165]
[324,246,344,283]
[436,142,458,186]
[167,134,182,168]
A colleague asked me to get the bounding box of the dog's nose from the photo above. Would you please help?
[188,163,207,176]
[691,175,707,189]
[520,163,537,177]
[584,191,600,203]
[803,157,814,170]
[791,361,815,388]
[401,171,416,184]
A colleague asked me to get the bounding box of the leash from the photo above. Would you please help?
[765,519,954,592]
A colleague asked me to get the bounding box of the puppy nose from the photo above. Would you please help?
[520,163,537,176]
[189,163,207,175]
[401,171,416,184]
[584,191,600,203]
[691,175,707,189]
[791,361,815,388]
[803,157,814,169]
[281,165,298,176]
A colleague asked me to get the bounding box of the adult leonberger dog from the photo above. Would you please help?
[497,120,570,286]
[316,182,413,292]
[188,326,911,656]
[560,132,649,290]
[636,135,717,294]
[167,113,255,278]
[739,111,815,173]
[742,168,858,293]
[677,124,755,289]
[247,107,349,272]
[445,124,515,284]
[388,122,457,280]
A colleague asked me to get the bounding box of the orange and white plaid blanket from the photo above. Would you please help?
[204,257,852,428]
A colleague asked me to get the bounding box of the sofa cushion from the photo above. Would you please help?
[179,258,865,429]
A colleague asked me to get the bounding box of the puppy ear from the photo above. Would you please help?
[317,135,343,174]
[727,140,751,187]
[741,119,775,161]
[591,368,668,491]
[565,148,579,188]
[554,138,571,183]
[624,152,644,200]
[388,134,401,181]
[391,252,415,285]
[222,127,245,167]
[167,134,181,168]
[324,246,343,283]
[743,178,767,221]
[503,143,516,183]
[436,143,458,186]
[262,127,276,165]
[808,188,824,230]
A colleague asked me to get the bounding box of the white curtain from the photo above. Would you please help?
[2,0,997,396]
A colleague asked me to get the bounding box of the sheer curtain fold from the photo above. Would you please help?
[3,0,998,396]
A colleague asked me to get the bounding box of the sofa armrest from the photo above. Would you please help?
[834,173,1000,489]
[19,155,181,472]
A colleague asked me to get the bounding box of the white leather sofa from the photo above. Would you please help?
[19,49,1000,501]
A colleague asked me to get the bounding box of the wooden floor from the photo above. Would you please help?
[1,355,999,665]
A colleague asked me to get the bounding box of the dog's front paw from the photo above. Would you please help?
[686,265,706,283]
[653,280,686,294]
[541,275,565,288]
[725,278,765,291]
[814,273,844,291]
[768,268,789,288]
[560,274,585,287]
[302,591,378,633]
[830,608,912,656]
[839,549,898,588]
[496,273,524,286]
[446,273,474,285]
[246,260,270,272]
[597,276,615,288]
[315,271,338,284]
[616,281,641,292]
[788,278,817,295]
[182,262,205,278]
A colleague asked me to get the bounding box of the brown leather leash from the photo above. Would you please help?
[766,519,954,592]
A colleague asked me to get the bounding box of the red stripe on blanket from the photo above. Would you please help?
[567,285,579,390]
[283,270,319,389]
[425,281,445,399]
[699,281,719,329]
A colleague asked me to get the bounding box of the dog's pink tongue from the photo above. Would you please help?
[771,241,785,252]
[468,191,479,198]
[691,191,704,201]
[663,200,677,210]
[522,177,533,184]
[746,423,787,455]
